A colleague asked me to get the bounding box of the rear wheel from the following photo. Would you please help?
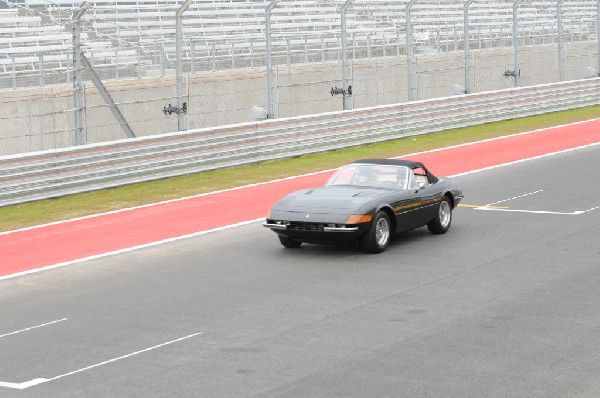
[428,196,452,234]
[361,211,391,253]
[278,235,302,248]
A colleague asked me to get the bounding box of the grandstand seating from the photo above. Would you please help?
[0,0,597,89]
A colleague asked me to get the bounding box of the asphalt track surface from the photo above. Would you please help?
[1,120,599,397]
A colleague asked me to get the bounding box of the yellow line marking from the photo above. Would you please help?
[458,204,510,209]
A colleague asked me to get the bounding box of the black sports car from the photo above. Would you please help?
[264,159,463,253]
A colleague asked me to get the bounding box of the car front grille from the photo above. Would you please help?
[287,221,327,232]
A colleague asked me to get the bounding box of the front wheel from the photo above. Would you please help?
[278,235,302,248]
[361,211,391,253]
[428,197,452,234]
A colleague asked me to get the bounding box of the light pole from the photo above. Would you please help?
[266,0,279,118]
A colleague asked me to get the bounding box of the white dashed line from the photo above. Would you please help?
[0,318,67,339]
[485,190,544,206]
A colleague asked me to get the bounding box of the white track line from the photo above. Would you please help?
[0,379,48,390]
[476,205,600,216]
[0,332,203,390]
[452,141,600,178]
[0,218,263,282]
[485,190,544,206]
[476,208,584,215]
[0,318,67,339]
[2,117,599,237]
[582,205,600,214]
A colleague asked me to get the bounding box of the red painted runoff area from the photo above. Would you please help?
[1,119,599,278]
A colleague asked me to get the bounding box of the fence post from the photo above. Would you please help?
[406,0,417,101]
[231,43,236,69]
[211,44,216,71]
[11,58,16,89]
[176,0,192,131]
[38,53,45,87]
[341,0,356,110]
[115,50,120,79]
[160,45,166,77]
[557,0,565,81]
[72,2,89,146]
[464,0,474,94]
[512,0,522,87]
[191,40,196,73]
[266,0,279,119]
[304,37,308,63]
[597,0,600,76]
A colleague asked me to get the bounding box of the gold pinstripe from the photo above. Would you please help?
[393,197,442,213]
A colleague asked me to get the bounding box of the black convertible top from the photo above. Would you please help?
[350,158,439,183]
[351,158,424,168]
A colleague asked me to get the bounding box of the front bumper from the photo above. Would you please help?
[263,220,368,244]
[263,221,358,233]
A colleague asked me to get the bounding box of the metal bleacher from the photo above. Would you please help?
[0,0,598,89]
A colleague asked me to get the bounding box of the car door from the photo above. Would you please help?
[391,194,422,232]
[391,169,429,231]
[409,167,443,226]
[398,169,441,228]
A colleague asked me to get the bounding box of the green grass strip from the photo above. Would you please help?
[1,105,598,233]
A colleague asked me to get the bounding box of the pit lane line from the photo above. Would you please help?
[485,190,545,206]
[0,318,67,339]
[1,118,599,280]
[475,206,600,216]
[0,331,203,390]
[466,186,599,216]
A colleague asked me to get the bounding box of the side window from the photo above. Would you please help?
[413,167,429,186]
[407,169,418,190]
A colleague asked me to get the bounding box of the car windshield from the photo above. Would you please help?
[326,164,410,190]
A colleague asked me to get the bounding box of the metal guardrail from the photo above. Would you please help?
[0,78,598,207]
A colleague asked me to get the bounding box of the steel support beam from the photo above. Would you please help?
[464,0,474,94]
[266,0,279,119]
[80,54,135,139]
[406,0,417,101]
[341,0,356,110]
[176,0,192,131]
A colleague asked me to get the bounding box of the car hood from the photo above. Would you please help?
[274,185,389,213]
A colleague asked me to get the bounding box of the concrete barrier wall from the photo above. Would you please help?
[0,41,597,156]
